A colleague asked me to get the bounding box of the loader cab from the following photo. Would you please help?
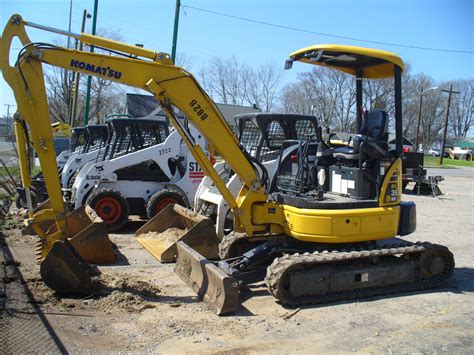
[235,113,319,162]
[81,125,109,154]
[280,45,404,206]
[69,127,88,153]
[101,117,170,161]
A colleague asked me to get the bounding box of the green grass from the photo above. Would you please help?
[0,165,41,177]
[0,166,20,179]
[423,154,474,168]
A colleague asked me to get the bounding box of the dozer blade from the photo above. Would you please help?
[40,239,103,295]
[175,241,240,315]
[135,204,220,263]
[37,205,116,265]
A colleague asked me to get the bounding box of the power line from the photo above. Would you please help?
[182,5,473,54]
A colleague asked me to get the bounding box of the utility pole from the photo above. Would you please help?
[65,0,74,119]
[69,9,91,126]
[84,0,99,126]
[439,85,460,165]
[171,0,181,63]
[4,104,15,138]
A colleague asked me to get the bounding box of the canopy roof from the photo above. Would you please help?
[289,44,404,79]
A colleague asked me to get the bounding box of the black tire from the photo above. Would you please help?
[146,189,187,219]
[67,170,79,189]
[86,188,129,232]
[15,190,38,209]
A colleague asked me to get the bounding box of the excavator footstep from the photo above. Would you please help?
[174,241,240,315]
[40,239,103,295]
[135,204,220,263]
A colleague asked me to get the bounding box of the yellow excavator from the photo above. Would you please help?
[1,15,454,314]
[1,15,116,294]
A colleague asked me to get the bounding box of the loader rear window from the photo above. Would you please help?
[239,120,262,158]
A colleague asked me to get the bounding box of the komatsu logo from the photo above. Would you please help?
[70,60,122,79]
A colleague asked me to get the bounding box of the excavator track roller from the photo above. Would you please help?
[135,204,220,263]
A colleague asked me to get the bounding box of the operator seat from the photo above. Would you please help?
[332,110,389,163]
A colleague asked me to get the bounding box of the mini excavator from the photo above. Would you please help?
[1,15,454,313]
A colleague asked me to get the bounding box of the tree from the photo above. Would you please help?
[44,28,128,127]
[84,28,127,124]
[198,57,281,111]
[280,66,356,131]
[449,79,474,137]
[245,63,282,112]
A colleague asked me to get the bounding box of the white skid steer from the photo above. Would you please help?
[71,114,211,231]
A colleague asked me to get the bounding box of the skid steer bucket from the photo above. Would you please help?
[135,204,220,263]
[40,239,103,295]
[37,205,116,265]
[174,241,240,315]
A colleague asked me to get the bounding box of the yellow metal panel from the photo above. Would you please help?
[333,216,361,236]
[379,158,402,206]
[290,44,404,79]
[283,205,400,243]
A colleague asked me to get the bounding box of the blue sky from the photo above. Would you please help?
[1,0,473,117]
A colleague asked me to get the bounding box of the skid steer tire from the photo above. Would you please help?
[87,188,129,232]
[67,170,79,189]
[146,189,187,219]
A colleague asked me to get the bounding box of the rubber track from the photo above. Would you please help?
[218,232,267,260]
[218,232,246,260]
[265,241,455,305]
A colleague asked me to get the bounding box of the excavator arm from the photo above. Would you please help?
[1,14,278,237]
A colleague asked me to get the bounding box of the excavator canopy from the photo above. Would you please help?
[287,44,405,79]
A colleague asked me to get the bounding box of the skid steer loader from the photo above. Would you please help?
[70,113,210,232]
[1,16,453,313]
[56,125,86,172]
[1,16,116,295]
[61,124,109,194]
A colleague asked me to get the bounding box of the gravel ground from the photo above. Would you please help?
[2,168,473,353]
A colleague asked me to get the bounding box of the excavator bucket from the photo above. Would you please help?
[37,206,115,295]
[36,205,116,265]
[40,239,103,295]
[135,204,220,263]
[64,205,116,264]
[174,241,240,315]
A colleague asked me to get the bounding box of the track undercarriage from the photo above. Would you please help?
[175,232,455,315]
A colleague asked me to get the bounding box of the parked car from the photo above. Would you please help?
[427,148,440,156]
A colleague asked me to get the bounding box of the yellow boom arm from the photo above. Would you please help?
[0,14,278,236]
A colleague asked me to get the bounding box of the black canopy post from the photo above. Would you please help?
[356,70,363,132]
[394,65,403,156]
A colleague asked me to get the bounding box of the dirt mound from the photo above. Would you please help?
[27,272,161,313]
[92,272,161,312]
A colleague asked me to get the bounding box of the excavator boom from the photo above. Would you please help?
[1,15,115,294]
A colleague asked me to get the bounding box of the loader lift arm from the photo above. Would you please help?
[1,14,276,239]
